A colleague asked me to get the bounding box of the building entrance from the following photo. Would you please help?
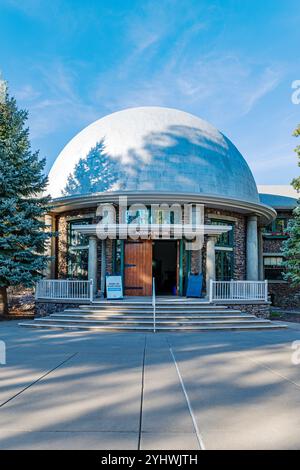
[152,240,178,295]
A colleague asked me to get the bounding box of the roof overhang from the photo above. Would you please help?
[73,223,232,238]
[48,190,277,226]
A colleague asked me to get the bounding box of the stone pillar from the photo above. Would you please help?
[100,239,106,295]
[88,236,98,294]
[246,215,259,280]
[190,248,202,274]
[198,248,202,274]
[258,228,264,280]
[44,214,56,279]
[206,236,217,297]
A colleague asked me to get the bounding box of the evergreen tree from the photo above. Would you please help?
[0,80,52,316]
[282,124,300,285]
[292,124,300,191]
[63,140,118,196]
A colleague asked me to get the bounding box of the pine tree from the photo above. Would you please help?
[292,124,300,191]
[63,140,118,196]
[282,124,300,285]
[0,81,52,316]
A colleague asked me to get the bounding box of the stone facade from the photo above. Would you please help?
[262,216,300,308]
[268,283,300,309]
[263,237,285,253]
[105,239,114,276]
[190,249,202,274]
[35,300,90,317]
[220,302,270,319]
[54,206,248,292]
[56,208,97,278]
[35,204,286,318]
[205,208,246,280]
[214,301,271,318]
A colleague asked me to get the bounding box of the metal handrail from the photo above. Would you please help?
[152,277,156,333]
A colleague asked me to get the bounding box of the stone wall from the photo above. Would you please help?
[54,206,247,291]
[190,249,201,274]
[105,239,114,275]
[216,302,270,318]
[262,227,300,308]
[56,208,96,278]
[206,208,246,280]
[263,237,285,253]
[186,207,246,290]
[268,282,300,309]
[35,301,90,317]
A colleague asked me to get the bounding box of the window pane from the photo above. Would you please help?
[69,219,90,247]
[114,240,123,275]
[151,209,172,224]
[264,257,283,267]
[216,251,233,281]
[264,267,284,281]
[68,248,89,279]
[67,219,92,279]
[210,220,234,247]
[274,218,287,233]
[126,209,149,225]
[264,256,284,280]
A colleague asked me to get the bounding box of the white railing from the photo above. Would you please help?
[152,277,156,333]
[35,279,94,301]
[209,280,268,302]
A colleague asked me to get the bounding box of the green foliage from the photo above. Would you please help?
[0,86,52,288]
[282,124,300,285]
[291,124,300,191]
[282,206,300,285]
[63,140,119,196]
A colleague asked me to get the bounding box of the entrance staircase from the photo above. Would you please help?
[19,299,286,332]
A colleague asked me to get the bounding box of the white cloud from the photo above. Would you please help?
[242,67,282,114]
[18,62,100,139]
[15,84,40,101]
[92,50,283,125]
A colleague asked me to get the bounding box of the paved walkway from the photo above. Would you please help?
[1,320,300,449]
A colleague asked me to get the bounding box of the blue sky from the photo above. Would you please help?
[1,0,300,184]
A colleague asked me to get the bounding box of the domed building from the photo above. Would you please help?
[41,106,281,310]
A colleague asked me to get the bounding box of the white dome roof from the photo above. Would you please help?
[47,106,259,203]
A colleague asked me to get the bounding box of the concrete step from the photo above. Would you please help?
[79,303,224,309]
[51,313,250,320]
[19,322,287,332]
[34,319,273,328]
[88,300,213,305]
[72,308,240,314]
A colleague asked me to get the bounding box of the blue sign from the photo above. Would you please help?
[186,273,203,298]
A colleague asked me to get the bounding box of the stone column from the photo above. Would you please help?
[258,227,264,280]
[246,215,259,280]
[190,248,202,274]
[44,214,55,279]
[206,236,217,297]
[100,239,106,295]
[88,236,98,294]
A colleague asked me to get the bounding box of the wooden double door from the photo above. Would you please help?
[124,240,153,296]
[124,239,181,296]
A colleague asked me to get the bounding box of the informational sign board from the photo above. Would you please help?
[186,273,203,298]
[106,276,123,299]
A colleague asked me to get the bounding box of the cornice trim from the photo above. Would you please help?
[49,191,276,225]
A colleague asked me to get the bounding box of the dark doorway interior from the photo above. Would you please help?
[152,241,177,295]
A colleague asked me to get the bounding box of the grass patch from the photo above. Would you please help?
[270,311,283,318]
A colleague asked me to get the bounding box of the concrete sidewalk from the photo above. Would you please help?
[0,320,300,449]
